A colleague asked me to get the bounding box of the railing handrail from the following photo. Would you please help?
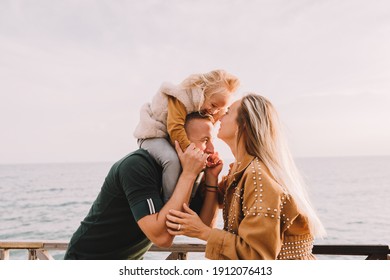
[1,240,389,260]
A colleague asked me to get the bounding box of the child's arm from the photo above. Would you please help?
[167,97,191,150]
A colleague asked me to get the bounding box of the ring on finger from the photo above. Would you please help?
[177,224,181,231]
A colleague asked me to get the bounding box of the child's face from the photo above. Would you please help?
[201,93,231,116]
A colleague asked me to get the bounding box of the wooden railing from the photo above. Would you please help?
[312,245,390,260]
[0,241,389,260]
[0,241,67,260]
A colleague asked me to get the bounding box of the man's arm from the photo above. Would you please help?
[137,142,208,247]
[198,153,222,228]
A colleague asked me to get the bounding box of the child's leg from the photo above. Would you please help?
[139,138,182,203]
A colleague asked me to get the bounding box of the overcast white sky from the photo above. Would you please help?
[1,0,389,164]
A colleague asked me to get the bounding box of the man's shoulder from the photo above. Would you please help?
[114,149,161,174]
[117,148,152,162]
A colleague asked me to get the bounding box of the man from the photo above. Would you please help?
[64,113,220,259]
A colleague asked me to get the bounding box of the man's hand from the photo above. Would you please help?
[175,141,208,177]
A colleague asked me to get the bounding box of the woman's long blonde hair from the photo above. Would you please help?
[236,93,326,238]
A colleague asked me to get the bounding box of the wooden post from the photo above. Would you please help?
[28,249,37,260]
[165,252,188,260]
[177,252,187,260]
[0,249,10,260]
[36,249,54,260]
[166,252,178,260]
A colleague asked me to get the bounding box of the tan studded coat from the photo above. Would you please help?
[205,153,316,260]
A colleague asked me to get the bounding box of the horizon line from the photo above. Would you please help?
[1,154,390,166]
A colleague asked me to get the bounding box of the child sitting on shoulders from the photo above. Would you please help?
[134,69,240,202]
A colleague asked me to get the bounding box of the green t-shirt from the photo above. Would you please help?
[64,149,164,260]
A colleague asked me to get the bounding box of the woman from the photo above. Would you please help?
[166,93,326,260]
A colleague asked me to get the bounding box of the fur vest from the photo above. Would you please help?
[134,82,205,139]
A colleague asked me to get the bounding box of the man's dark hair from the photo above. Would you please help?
[184,112,214,130]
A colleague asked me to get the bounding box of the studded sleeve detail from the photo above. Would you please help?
[206,158,285,259]
[205,157,313,260]
[241,158,286,218]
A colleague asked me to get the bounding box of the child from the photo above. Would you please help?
[134,69,240,202]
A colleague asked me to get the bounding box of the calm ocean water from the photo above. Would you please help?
[1,156,389,260]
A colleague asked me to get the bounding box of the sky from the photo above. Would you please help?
[1,0,389,164]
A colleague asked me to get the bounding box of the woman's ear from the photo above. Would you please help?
[236,123,246,136]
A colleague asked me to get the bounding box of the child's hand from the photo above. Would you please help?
[205,152,223,179]
[206,152,222,168]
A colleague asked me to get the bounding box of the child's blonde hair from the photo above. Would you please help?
[180,69,240,101]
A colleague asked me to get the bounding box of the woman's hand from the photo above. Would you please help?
[166,203,212,241]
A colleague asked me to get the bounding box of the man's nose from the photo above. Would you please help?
[205,141,214,154]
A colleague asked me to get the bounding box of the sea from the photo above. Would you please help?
[1,156,389,260]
